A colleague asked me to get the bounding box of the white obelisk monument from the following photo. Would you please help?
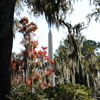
[48,29,53,61]
[48,29,55,86]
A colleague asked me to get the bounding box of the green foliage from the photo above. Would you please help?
[7,85,41,100]
[54,44,67,61]
[43,84,76,100]
[7,83,93,100]
[43,84,93,100]
[81,40,99,56]
[73,84,93,100]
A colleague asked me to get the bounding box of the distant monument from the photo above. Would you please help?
[48,29,55,86]
[48,29,53,61]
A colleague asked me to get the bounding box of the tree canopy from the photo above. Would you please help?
[25,0,72,27]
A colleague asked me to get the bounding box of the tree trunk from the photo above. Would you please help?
[87,74,90,88]
[0,0,16,99]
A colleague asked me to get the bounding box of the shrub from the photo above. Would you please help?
[7,83,93,100]
[43,84,93,100]
[7,85,41,100]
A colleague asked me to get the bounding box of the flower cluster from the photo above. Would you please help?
[11,17,55,89]
[19,17,38,33]
[19,17,28,25]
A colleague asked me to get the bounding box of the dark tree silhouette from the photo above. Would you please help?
[0,0,16,99]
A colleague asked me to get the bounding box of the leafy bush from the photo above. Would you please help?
[7,83,93,100]
[42,84,93,100]
[7,85,41,100]
[73,84,93,100]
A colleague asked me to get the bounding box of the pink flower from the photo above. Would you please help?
[48,83,52,87]
[46,57,54,64]
[44,81,47,86]
[26,76,31,87]
[19,17,28,24]
[38,50,42,55]
[32,49,37,54]
[11,63,16,70]
[48,69,53,75]
[33,74,38,79]
[19,26,24,32]
[18,68,22,72]
[21,17,28,21]
[51,60,54,64]
[41,46,48,50]
[42,51,47,56]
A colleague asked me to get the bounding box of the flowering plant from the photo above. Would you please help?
[11,17,55,89]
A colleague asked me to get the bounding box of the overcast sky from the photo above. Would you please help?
[12,0,100,54]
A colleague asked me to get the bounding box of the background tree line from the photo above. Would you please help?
[54,22,100,95]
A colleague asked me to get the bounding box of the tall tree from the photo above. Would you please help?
[0,0,16,99]
[54,21,100,93]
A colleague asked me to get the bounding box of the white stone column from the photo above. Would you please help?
[48,29,53,61]
[48,29,55,86]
